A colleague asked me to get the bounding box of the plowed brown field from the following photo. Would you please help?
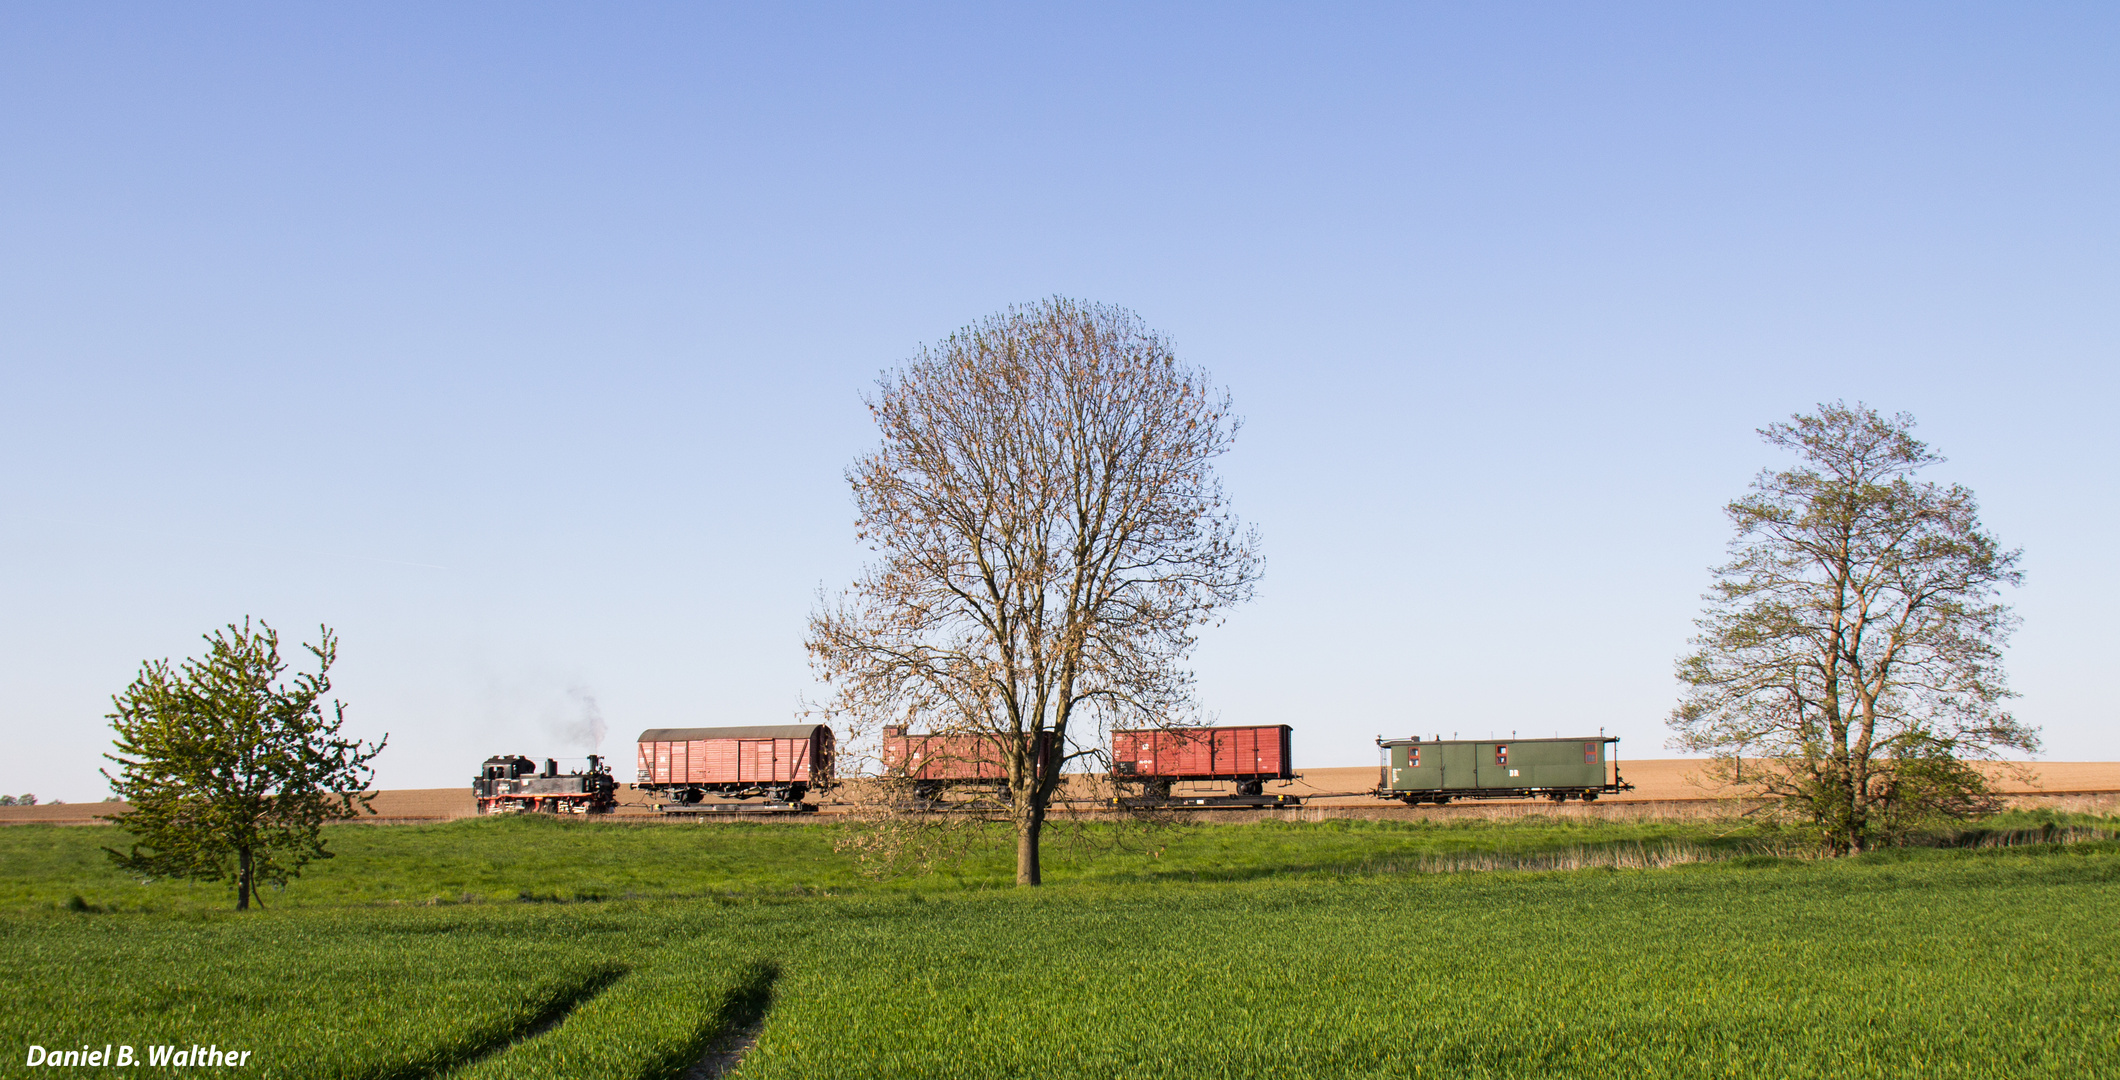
[9,760,2115,825]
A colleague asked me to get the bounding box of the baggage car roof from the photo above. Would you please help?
[1376,735,1618,746]
[1112,724,1292,733]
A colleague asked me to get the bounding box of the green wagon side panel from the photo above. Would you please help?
[1449,743,1480,789]
[1382,737,1606,793]
[1386,743,1440,790]
[1502,738,1605,788]
[1475,742,1511,787]
[1384,742,1480,791]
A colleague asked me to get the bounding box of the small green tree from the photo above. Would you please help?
[1671,403,2033,853]
[102,620,387,909]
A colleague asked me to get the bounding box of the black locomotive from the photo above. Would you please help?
[473,754,618,814]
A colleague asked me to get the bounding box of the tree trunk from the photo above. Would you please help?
[1831,780,1863,855]
[236,846,252,911]
[1016,812,1043,886]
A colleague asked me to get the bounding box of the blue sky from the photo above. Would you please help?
[3,3,2114,798]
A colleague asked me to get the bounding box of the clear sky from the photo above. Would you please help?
[4,3,2114,799]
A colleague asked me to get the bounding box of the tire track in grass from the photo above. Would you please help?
[398,964,627,1080]
[447,956,781,1080]
[684,962,781,1080]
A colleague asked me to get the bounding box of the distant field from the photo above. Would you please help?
[6,815,2118,1079]
[8,759,2116,827]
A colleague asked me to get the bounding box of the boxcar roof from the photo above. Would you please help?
[1376,735,1618,745]
[637,725,830,742]
[1112,724,1292,733]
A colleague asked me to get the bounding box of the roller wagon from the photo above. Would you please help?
[1112,724,1302,807]
[634,724,834,813]
[881,726,1057,804]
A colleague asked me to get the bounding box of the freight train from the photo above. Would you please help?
[474,723,1630,814]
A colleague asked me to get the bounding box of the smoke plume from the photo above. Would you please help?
[556,686,607,753]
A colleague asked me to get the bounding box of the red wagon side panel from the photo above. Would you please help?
[1113,725,1294,782]
[746,738,801,780]
[634,725,835,791]
[881,728,1054,782]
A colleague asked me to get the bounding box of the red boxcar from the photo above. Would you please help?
[1111,725,1294,796]
[881,726,1056,795]
[635,724,833,804]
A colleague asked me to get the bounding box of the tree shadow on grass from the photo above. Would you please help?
[364,964,628,1080]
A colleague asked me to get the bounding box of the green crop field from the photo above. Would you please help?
[0,812,1818,913]
[6,814,2118,1079]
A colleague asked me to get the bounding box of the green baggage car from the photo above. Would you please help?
[1376,735,1631,804]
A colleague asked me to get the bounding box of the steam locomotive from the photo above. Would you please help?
[472,754,618,814]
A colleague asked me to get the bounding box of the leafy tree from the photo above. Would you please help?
[102,620,387,909]
[809,298,1260,885]
[1671,403,2033,852]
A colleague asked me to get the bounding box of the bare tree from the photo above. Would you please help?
[1671,403,2033,852]
[808,297,1260,885]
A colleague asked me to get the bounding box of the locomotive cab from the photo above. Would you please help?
[480,755,537,781]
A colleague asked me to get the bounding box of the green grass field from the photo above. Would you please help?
[5,813,2117,1078]
[0,812,1792,912]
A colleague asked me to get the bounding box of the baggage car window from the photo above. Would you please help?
[1495,744,1507,765]
[1584,741,1598,763]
